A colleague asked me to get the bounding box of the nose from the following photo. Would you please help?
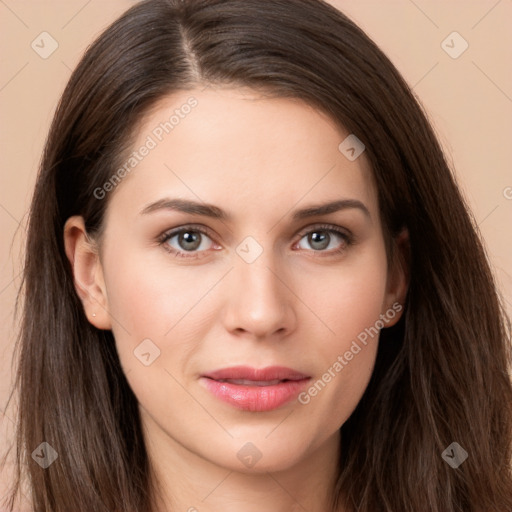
[221,250,297,340]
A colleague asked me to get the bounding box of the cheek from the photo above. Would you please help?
[102,250,226,372]
[101,253,215,421]
[295,238,389,348]
[104,243,218,327]
[296,294,383,437]
[293,243,388,418]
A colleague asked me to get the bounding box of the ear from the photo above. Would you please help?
[63,216,112,330]
[381,228,409,327]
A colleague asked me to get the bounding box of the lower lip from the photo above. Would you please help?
[200,377,311,412]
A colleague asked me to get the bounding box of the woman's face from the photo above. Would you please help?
[67,86,407,475]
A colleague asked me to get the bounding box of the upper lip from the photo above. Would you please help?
[202,365,310,382]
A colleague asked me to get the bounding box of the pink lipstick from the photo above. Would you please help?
[200,366,311,412]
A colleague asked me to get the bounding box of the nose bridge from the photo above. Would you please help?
[222,236,295,337]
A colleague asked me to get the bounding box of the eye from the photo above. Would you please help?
[294,224,353,255]
[158,225,218,258]
[157,223,354,259]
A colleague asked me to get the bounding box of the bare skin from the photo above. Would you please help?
[64,86,408,512]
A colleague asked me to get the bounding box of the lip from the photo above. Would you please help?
[200,365,311,412]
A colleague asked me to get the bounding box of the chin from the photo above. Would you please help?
[204,432,314,474]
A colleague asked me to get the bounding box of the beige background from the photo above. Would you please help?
[1,0,511,509]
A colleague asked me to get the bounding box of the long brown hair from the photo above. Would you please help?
[3,0,511,510]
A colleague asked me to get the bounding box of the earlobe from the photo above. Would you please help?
[63,216,112,330]
[382,228,410,327]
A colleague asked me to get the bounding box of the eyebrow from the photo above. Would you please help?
[140,198,371,221]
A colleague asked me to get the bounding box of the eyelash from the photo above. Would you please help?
[157,223,354,259]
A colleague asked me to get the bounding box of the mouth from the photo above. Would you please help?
[214,378,291,386]
[200,366,311,412]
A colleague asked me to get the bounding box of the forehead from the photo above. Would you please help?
[106,86,379,223]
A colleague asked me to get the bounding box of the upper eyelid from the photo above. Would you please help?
[296,223,350,237]
[158,224,217,243]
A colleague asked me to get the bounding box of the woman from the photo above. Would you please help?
[3,0,511,511]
